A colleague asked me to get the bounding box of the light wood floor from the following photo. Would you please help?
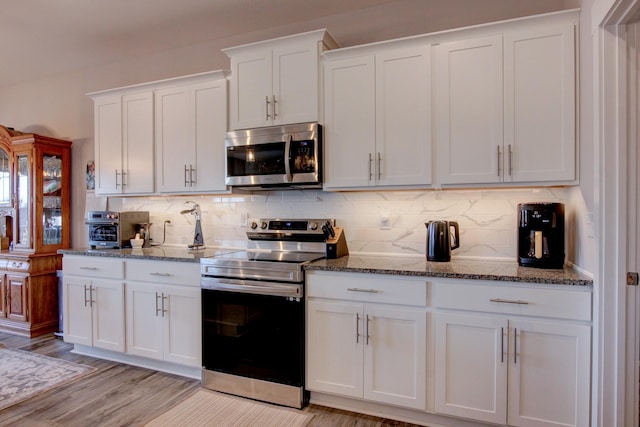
[0,332,420,426]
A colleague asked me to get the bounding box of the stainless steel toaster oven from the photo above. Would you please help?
[85,211,149,248]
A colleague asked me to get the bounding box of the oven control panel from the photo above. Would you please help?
[247,218,336,239]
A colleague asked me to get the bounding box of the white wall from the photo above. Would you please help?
[0,1,592,270]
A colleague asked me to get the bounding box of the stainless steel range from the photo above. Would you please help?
[200,218,348,409]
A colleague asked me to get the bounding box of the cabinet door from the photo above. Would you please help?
[155,85,194,192]
[507,319,590,427]
[63,276,93,346]
[191,80,228,193]
[122,91,154,194]
[307,299,364,398]
[435,36,503,184]
[229,51,272,130]
[375,46,431,186]
[91,279,125,352]
[94,95,123,194]
[323,56,376,189]
[162,285,201,367]
[504,24,576,183]
[126,282,163,360]
[363,304,427,410]
[0,276,5,318]
[272,43,318,125]
[434,312,508,424]
[5,274,28,322]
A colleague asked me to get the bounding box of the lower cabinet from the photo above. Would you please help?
[126,281,200,367]
[62,255,201,371]
[433,280,591,427]
[306,272,427,411]
[64,276,125,352]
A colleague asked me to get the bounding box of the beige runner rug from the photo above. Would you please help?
[0,347,96,410]
[145,389,313,427]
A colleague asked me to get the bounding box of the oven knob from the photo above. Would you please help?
[261,221,268,229]
[250,221,258,230]
[309,222,318,231]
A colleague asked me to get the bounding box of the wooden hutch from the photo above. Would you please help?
[0,125,71,337]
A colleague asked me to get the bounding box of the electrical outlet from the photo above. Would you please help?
[380,215,391,230]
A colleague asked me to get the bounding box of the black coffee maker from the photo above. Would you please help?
[517,203,565,269]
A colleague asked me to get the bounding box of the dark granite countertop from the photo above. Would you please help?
[58,247,241,263]
[306,255,593,286]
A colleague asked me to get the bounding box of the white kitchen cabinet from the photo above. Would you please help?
[433,280,591,427]
[155,76,228,193]
[435,20,576,185]
[224,29,338,130]
[63,256,125,352]
[306,272,427,410]
[323,44,431,189]
[125,260,201,367]
[92,91,154,195]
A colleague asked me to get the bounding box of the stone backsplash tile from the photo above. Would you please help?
[111,187,570,260]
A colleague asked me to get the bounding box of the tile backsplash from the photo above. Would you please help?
[110,187,571,261]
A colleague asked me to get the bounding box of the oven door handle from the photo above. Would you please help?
[201,277,302,298]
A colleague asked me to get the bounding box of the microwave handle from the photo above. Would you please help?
[284,134,292,182]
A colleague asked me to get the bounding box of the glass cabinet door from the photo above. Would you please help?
[42,154,63,246]
[15,153,30,248]
[0,148,10,206]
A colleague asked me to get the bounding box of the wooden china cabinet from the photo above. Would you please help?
[0,125,71,337]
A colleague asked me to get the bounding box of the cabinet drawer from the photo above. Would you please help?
[125,259,199,286]
[307,272,427,307]
[63,256,124,279]
[434,280,591,321]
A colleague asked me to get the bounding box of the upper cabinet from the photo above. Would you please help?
[91,91,154,195]
[223,29,339,130]
[155,75,228,193]
[435,15,577,186]
[323,44,431,190]
[88,70,229,196]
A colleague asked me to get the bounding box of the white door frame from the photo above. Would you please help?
[597,1,640,426]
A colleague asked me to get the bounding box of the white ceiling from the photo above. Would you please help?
[1,0,577,89]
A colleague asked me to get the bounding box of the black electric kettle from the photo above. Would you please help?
[425,220,460,262]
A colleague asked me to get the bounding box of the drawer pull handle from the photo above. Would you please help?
[490,298,529,305]
[347,288,379,293]
[80,267,98,270]
[150,272,172,277]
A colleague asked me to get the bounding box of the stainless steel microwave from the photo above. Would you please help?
[225,122,322,190]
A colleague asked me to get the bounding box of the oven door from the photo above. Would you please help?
[201,278,304,388]
[86,222,120,248]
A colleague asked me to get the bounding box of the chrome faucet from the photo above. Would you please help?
[180,201,205,250]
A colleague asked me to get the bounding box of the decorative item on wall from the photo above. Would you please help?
[86,161,95,191]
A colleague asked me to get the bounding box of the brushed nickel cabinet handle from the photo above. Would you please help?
[514,327,518,364]
[150,272,171,277]
[368,153,373,181]
[89,286,96,308]
[272,95,277,119]
[79,266,98,270]
[184,165,189,187]
[356,313,360,344]
[366,314,371,345]
[189,165,196,186]
[155,292,161,317]
[347,288,379,293]
[377,152,382,180]
[162,293,168,317]
[266,96,271,120]
[508,144,513,176]
[490,298,529,305]
[121,170,127,187]
[84,285,89,307]
[497,146,501,177]
[501,327,504,363]
[115,169,121,188]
